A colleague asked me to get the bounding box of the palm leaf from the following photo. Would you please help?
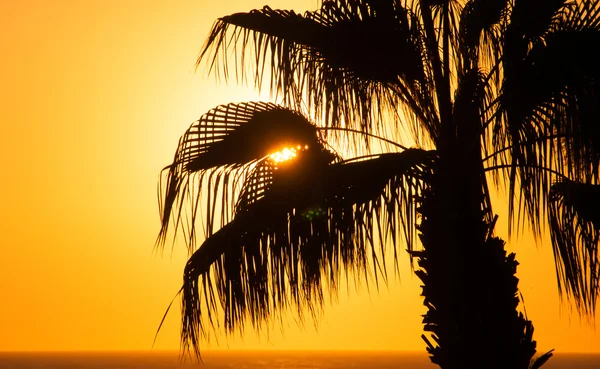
[157,102,323,249]
[198,1,436,142]
[179,148,436,356]
[509,0,570,41]
[548,181,600,314]
[460,0,508,48]
[495,3,600,235]
[458,0,508,68]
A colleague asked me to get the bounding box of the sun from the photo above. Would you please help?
[270,148,297,163]
[269,145,310,164]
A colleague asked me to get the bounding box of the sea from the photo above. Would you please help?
[0,351,598,369]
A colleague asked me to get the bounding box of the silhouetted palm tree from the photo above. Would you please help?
[157,1,600,368]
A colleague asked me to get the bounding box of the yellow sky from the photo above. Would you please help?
[0,0,597,353]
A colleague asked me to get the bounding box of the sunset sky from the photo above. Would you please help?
[1,0,598,353]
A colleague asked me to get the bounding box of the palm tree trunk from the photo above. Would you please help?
[414,150,538,369]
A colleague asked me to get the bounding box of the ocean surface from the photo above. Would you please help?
[0,351,598,369]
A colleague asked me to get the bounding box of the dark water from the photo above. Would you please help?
[0,351,597,369]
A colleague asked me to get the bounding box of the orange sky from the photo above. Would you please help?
[0,0,597,353]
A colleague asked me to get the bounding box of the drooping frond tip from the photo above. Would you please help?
[549,181,600,315]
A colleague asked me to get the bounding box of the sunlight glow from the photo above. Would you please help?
[269,147,299,163]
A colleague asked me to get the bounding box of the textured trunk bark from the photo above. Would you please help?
[413,150,538,368]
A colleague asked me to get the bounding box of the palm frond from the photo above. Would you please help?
[179,148,436,356]
[198,1,437,142]
[458,0,508,67]
[549,181,600,314]
[547,1,600,183]
[234,159,276,213]
[509,0,570,41]
[544,32,600,183]
[495,5,600,235]
[562,0,600,30]
[460,0,508,48]
[157,102,323,250]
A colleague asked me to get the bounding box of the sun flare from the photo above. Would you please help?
[269,146,308,163]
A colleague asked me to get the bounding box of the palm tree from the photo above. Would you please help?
[156,1,600,368]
